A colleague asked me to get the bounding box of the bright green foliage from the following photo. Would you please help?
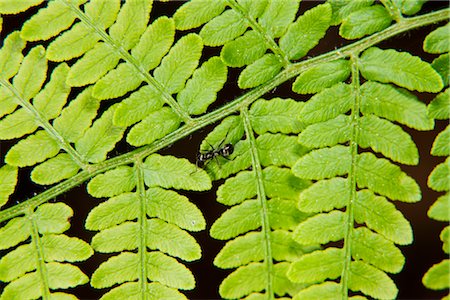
[340,5,392,39]
[424,92,450,295]
[432,53,449,87]
[0,0,44,14]
[292,60,351,94]
[0,1,448,299]
[0,165,18,208]
[279,3,331,60]
[288,38,433,298]
[0,203,92,299]
[177,57,227,115]
[359,47,444,92]
[424,24,450,54]
[428,88,450,120]
[46,0,120,61]
[86,154,209,297]
[205,98,313,299]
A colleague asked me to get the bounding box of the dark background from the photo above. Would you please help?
[0,1,449,299]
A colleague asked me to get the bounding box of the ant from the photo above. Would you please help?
[196,142,234,168]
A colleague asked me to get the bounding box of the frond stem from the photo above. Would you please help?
[225,0,290,66]
[61,0,193,124]
[241,107,274,300]
[135,161,148,296]
[28,205,51,299]
[340,54,362,298]
[0,79,87,168]
[0,7,447,222]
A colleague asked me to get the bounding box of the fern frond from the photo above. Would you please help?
[175,0,335,89]
[423,43,449,295]
[287,37,441,297]
[0,203,92,299]
[85,154,210,298]
[204,97,313,299]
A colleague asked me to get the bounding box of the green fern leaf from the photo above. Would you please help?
[339,5,392,39]
[428,157,450,192]
[349,261,397,299]
[428,193,450,222]
[214,230,311,269]
[293,281,341,300]
[423,23,450,54]
[0,164,18,208]
[0,217,30,250]
[392,0,427,15]
[100,282,186,300]
[200,9,248,46]
[249,98,305,134]
[0,0,43,14]
[432,53,449,87]
[352,227,404,273]
[211,198,307,240]
[288,248,344,284]
[359,47,444,92]
[358,114,419,165]
[293,211,345,244]
[328,0,373,25]
[91,220,200,261]
[87,166,136,197]
[74,104,125,163]
[292,59,351,94]
[30,153,80,185]
[432,125,450,156]
[13,45,47,101]
[127,107,181,146]
[93,16,175,100]
[257,133,308,167]
[67,43,118,86]
[146,187,206,232]
[177,56,227,115]
[143,154,211,191]
[293,145,351,180]
[356,152,421,202]
[53,87,101,142]
[428,88,450,120]
[0,31,26,82]
[85,192,139,230]
[46,0,120,61]
[113,85,164,127]
[217,167,309,206]
[221,31,266,67]
[360,81,434,130]
[91,251,195,290]
[173,0,226,30]
[298,177,348,213]
[153,33,203,94]
[279,3,331,60]
[1,263,89,300]
[298,114,351,148]
[219,262,302,299]
[5,131,59,167]
[423,259,450,290]
[20,0,83,41]
[258,0,299,38]
[238,54,284,88]
[355,190,413,245]
[298,82,353,125]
